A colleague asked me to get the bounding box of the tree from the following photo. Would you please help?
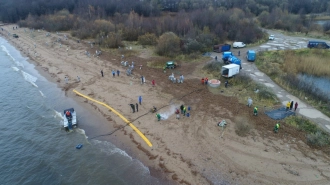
[156,32,181,57]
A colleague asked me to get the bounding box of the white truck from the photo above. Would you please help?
[221,64,240,78]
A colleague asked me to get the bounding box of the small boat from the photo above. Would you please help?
[63,108,77,132]
[76,144,83,149]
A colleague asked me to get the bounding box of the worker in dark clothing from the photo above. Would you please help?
[180,105,184,114]
[101,70,104,77]
[225,81,228,88]
[290,101,294,110]
[136,103,138,112]
[129,104,135,113]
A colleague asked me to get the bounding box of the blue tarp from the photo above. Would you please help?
[265,107,295,120]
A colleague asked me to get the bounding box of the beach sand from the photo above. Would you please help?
[2,25,330,185]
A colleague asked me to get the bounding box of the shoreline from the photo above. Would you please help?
[0,25,188,184]
[2,24,330,185]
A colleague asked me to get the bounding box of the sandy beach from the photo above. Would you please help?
[1,24,330,185]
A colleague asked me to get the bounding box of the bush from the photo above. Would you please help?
[96,32,123,48]
[184,39,204,54]
[230,74,253,86]
[203,61,223,73]
[307,131,330,147]
[156,32,181,57]
[138,33,158,46]
[235,117,251,137]
[255,83,276,101]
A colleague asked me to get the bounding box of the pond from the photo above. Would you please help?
[298,73,330,100]
[314,20,330,26]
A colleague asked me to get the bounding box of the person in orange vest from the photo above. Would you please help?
[65,111,72,118]
[201,78,204,85]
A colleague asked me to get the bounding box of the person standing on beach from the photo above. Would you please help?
[65,76,68,84]
[129,104,135,113]
[136,103,138,112]
[101,70,104,77]
[138,96,142,105]
[294,102,298,111]
[290,101,294,110]
[152,80,155,86]
[117,70,120,76]
[180,105,184,114]
[77,76,80,82]
[112,70,115,77]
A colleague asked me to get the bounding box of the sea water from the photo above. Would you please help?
[0,37,167,185]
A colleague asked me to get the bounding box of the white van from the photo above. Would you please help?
[233,42,246,48]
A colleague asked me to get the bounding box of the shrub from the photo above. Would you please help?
[255,83,276,101]
[96,32,123,48]
[230,74,253,86]
[138,33,158,46]
[184,39,204,54]
[202,61,223,74]
[156,32,181,57]
[307,131,330,147]
[235,117,251,137]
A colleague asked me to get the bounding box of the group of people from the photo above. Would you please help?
[129,96,143,113]
[201,77,209,85]
[286,101,298,111]
[100,69,120,77]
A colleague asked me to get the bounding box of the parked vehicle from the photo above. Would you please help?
[12,34,19,38]
[307,41,330,49]
[246,50,256,62]
[221,64,240,78]
[164,61,178,69]
[269,35,275,40]
[228,56,242,69]
[222,51,233,62]
[233,42,246,48]
[213,44,231,53]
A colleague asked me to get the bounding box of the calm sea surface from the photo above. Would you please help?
[0,36,166,185]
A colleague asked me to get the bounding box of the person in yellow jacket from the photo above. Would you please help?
[274,123,280,133]
[253,106,258,116]
[183,106,187,116]
[286,101,290,111]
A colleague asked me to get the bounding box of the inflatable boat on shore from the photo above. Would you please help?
[63,108,77,132]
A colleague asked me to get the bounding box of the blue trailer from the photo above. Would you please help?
[246,50,256,62]
[228,56,242,69]
[213,44,231,53]
[222,51,233,63]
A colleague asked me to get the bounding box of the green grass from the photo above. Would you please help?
[285,116,330,147]
[256,49,330,77]
[203,61,279,107]
[255,49,330,117]
[277,29,330,40]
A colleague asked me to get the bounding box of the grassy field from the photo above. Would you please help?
[202,61,279,108]
[278,29,330,40]
[255,49,330,117]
